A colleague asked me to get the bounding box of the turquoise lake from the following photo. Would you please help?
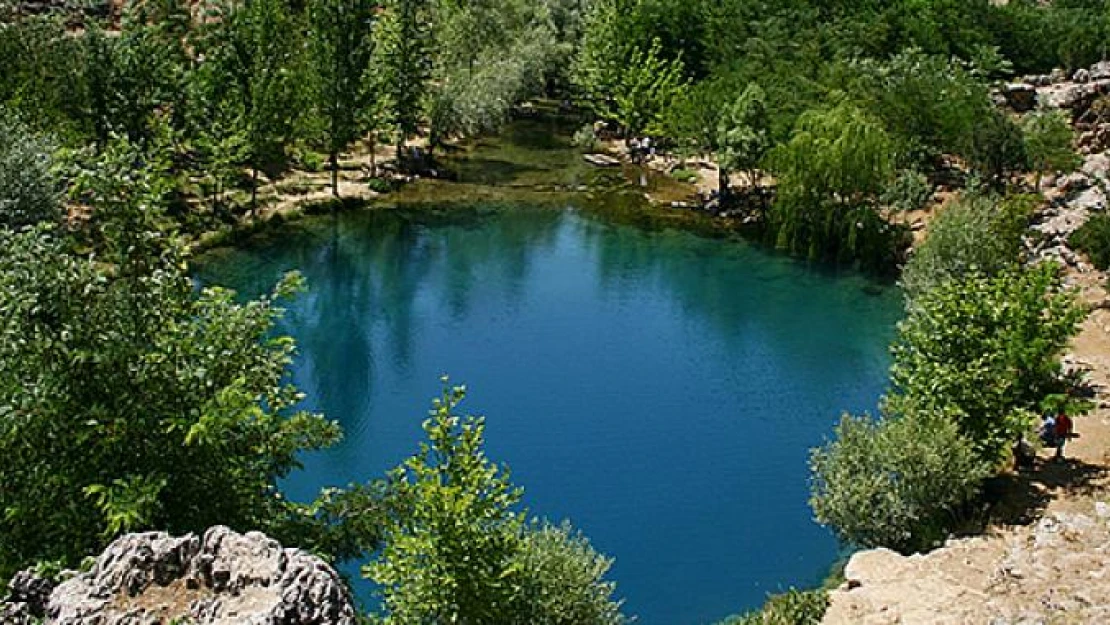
[197,201,902,624]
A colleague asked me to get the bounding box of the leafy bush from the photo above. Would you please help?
[891,264,1084,463]
[810,408,989,554]
[367,177,395,194]
[717,589,828,625]
[881,169,932,214]
[1022,109,1080,185]
[299,149,326,172]
[1070,213,1110,270]
[510,521,626,625]
[0,112,61,229]
[900,193,1032,300]
[366,384,627,624]
[669,168,699,183]
[572,124,600,152]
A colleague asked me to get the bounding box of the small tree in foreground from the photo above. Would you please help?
[367,382,626,624]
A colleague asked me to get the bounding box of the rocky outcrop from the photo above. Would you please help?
[1004,61,1110,154]
[824,504,1110,624]
[1026,152,1110,275]
[2,527,357,625]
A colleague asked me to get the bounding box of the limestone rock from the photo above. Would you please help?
[15,526,357,625]
[824,506,1110,624]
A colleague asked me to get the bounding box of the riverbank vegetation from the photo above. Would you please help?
[2,0,1108,622]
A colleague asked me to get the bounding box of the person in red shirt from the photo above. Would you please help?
[1054,411,1074,459]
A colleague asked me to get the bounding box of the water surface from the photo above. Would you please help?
[198,203,902,624]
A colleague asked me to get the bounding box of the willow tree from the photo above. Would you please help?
[306,0,377,196]
[768,101,900,265]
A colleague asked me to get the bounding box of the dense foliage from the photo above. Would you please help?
[367,383,626,624]
[810,407,988,553]
[900,193,1035,300]
[1070,213,1110,271]
[717,589,828,625]
[0,113,60,229]
[2,0,1105,619]
[889,264,1083,463]
[0,146,391,578]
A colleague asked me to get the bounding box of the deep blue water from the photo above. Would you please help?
[197,204,902,624]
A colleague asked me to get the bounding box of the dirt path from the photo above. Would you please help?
[823,247,1110,624]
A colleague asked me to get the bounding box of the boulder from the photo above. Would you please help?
[1057,172,1091,194]
[26,527,358,625]
[1074,186,1107,212]
[1075,68,1092,84]
[1091,60,1110,81]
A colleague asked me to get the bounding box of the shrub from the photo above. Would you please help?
[367,177,395,194]
[510,521,626,625]
[572,124,600,152]
[299,149,325,172]
[810,408,989,554]
[881,169,932,214]
[1070,213,1110,270]
[717,589,828,625]
[0,112,61,229]
[900,193,1032,300]
[669,168,698,183]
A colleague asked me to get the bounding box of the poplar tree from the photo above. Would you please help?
[307,0,378,196]
[207,0,301,213]
[374,0,433,171]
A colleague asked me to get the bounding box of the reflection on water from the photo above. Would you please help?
[197,204,902,625]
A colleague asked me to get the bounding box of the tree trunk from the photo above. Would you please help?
[370,136,377,179]
[719,166,729,201]
[330,150,339,197]
[251,166,259,217]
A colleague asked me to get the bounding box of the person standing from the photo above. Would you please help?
[1054,411,1074,459]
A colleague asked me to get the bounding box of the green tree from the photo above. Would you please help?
[205,0,302,212]
[768,101,903,265]
[716,83,771,198]
[889,264,1084,463]
[810,407,989,554]
[840,49,992,167]
[1022,108,1080,189]
[0,141,363,579]
[608,39,687,139]
[375,0,434,169]
[965,108,1027,187]
[306,0,378,196]
[0,112,60,229]
[367,382,626,624]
